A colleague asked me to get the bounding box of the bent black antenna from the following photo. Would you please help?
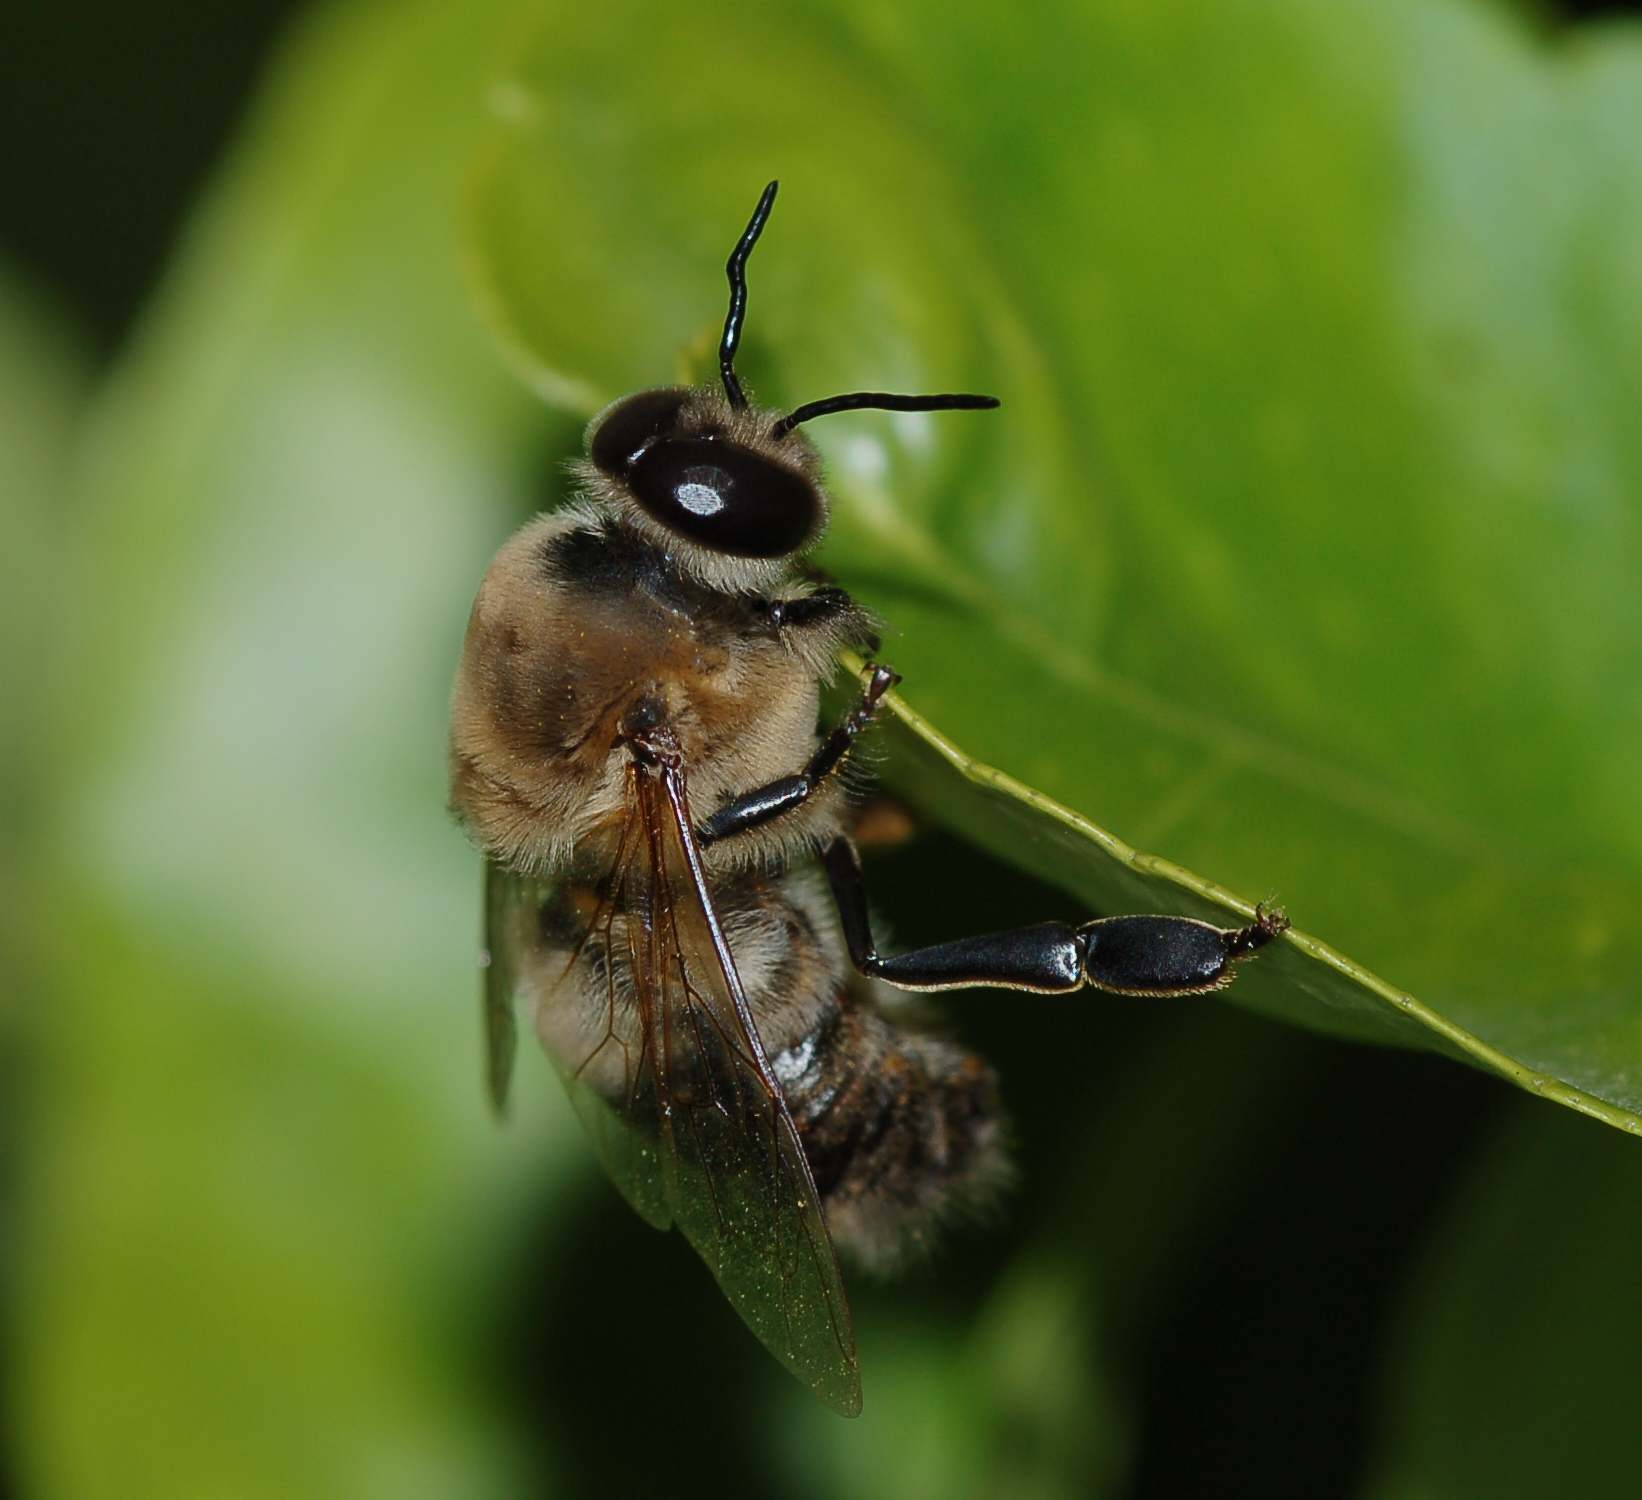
[771,390,999,439]
[719,182,1000,432]
[720,180,779,409]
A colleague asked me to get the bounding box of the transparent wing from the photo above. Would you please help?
[537,759,861,1416]
[490,830,674,1231]
[481,857,533,1116]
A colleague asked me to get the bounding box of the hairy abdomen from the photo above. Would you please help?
[772,990,1009,1272]
[527,864,1009,1269]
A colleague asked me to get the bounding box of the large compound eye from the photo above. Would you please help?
[627,437,820,558]
[589,388,691,475]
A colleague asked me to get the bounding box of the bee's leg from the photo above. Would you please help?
[762,586,881,652]
[697,664,900,845]
[763,585,850,628]
[821,836,1287,996]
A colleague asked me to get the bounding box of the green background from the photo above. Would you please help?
[6,0,1642,1494]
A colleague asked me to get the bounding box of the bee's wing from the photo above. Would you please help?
[488,832,675,1231]
[544,759,861,1416]
[481,857,536,1116]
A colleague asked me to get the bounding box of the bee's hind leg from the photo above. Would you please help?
[821,836,1288,998]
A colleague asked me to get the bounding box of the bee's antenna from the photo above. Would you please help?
[720,180,779,410]
[771,390,1000,438]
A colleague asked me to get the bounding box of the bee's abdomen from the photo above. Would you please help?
[774,995,1009,1272]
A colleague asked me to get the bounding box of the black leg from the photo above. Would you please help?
[761,584,880,653]
[822,836,1288,998]
[763,585,851,630]
[698,664,900,845]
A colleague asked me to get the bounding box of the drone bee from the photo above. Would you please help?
[449,182,1288,1416]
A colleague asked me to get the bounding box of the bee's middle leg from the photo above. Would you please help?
[697,663,900,845]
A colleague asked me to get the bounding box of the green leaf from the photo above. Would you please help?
[869,687,1639,1131]
[465,0,1642,1129]
[1366,1099,1642,1499]
[777,1256,1125,1499]
[0,263,90,951]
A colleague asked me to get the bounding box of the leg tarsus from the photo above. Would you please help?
[1079,905,1289,997]
[1224,903,1290,961]
[806,663,898,784]
[699,663,899,845]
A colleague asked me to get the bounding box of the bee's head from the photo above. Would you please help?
[584,181,997,582]
[587,384,823,560]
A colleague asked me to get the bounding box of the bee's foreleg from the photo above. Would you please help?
[821,836,1288,997]
[762,585,878,651]
[697,663,900,845]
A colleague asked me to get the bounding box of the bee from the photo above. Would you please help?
[449,182,1288,1416]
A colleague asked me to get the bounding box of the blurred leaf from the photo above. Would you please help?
[19,0,1642,1492]
[466,0,1642,1128]
[0,264,89,946]
[16,1,581,1495]
[1366,1099,1642,1499]
[0,261,91,1433]
[779,1257,1123,1500]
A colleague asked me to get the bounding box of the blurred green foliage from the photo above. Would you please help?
[1,269,89,953]
[1368,1102,1642,1499]
[8,0,1642,1496]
